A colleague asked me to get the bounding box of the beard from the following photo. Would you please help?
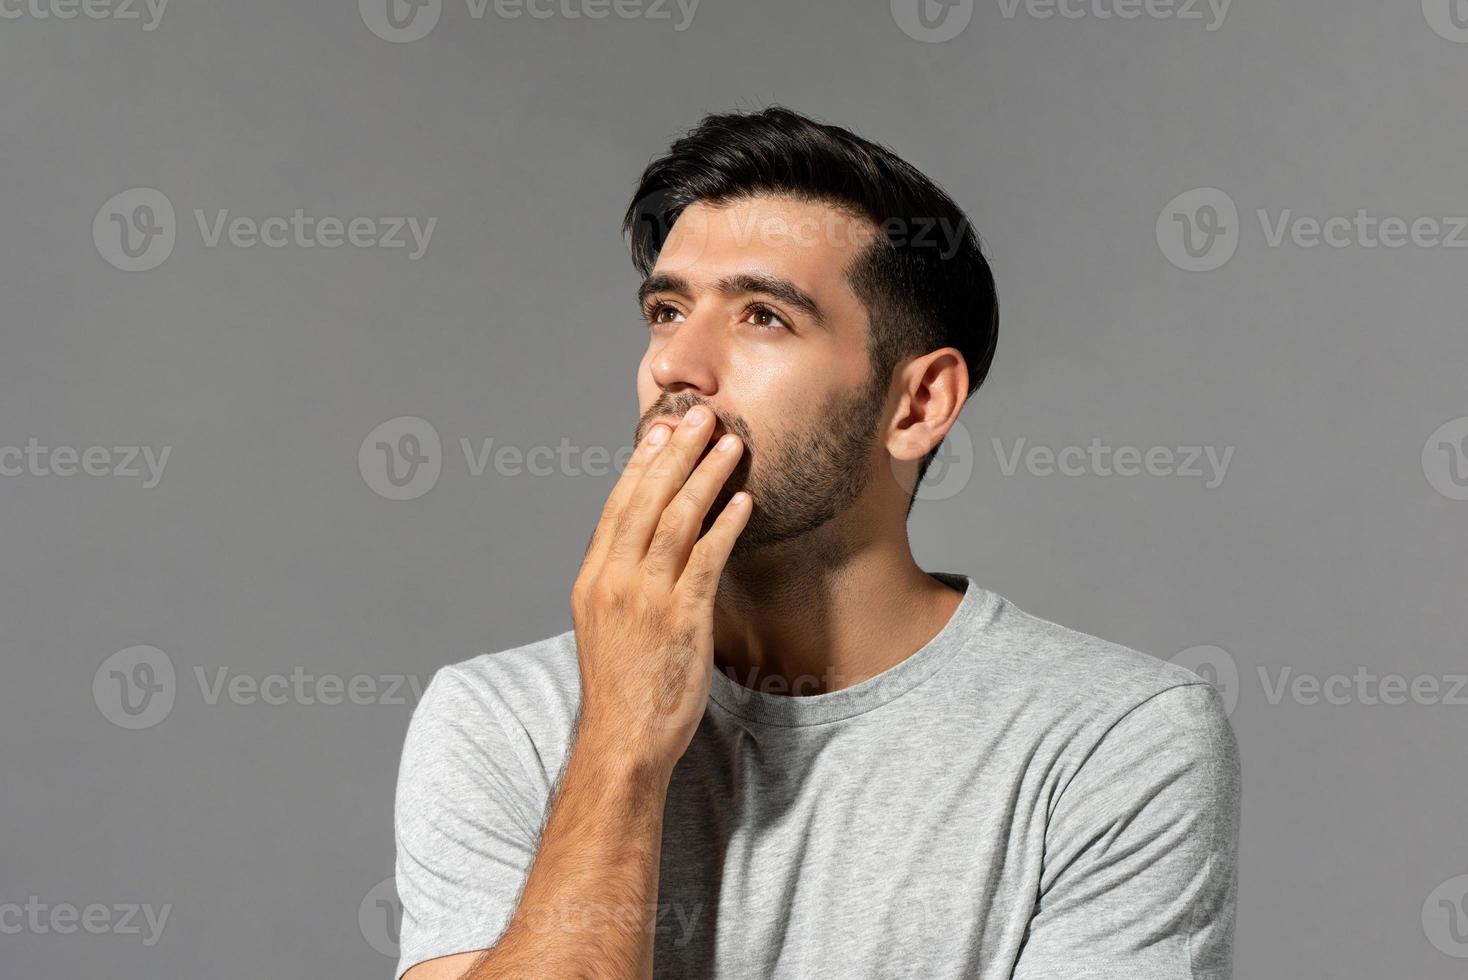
[634,372,888,557]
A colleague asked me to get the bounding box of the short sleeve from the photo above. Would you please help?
[393,666,546,978]
[1013,682,1242,980]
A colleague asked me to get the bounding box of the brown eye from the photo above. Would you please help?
[744,304,788,331]
[644,302,683,326]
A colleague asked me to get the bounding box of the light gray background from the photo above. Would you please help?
[3,1,1467,977]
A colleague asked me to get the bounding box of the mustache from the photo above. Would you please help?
[636,396,755,448]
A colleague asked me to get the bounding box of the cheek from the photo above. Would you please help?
[723,346,842,429]
[723,344,806,399]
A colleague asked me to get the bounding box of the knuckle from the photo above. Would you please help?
[680,557,713,593]
[658,493,701,533]
[626,484,658,515]
[647,456,685,483]
[681,575,712,602]
[603,539,634,565]
[644,531,678,568]
[669,486,705,518]
[608,508,639,543]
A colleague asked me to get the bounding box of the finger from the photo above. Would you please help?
[580,420,675,577]
[677,491,753,606]
[605,407,717,565]
[643,433,745,583]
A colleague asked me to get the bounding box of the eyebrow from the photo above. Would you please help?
[637,272,829,329]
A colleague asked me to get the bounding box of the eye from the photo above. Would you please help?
[641,300,685,327]
[743,303,788,332]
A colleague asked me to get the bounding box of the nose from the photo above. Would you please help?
[648,315,720,398]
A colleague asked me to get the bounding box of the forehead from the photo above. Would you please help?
[651,195,879,310]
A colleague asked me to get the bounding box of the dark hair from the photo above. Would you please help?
[622,106,998,505]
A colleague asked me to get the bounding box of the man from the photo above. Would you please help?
[394,106,1240,979]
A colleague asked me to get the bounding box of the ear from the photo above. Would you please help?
[885,347,968,463]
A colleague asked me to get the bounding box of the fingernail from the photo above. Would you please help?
[716,434,737,452]
[646,424,670,446]
[685,406,708,426]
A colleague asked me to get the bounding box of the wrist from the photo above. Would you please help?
[571,711,676,793]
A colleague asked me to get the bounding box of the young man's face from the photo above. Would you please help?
[633,194,891,552]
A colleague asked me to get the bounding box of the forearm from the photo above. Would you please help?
[463,715,671,980]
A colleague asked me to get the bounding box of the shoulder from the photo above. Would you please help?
[962,591,1239,828]
[965,590,1236,765]
[428,628,581,715]
[404,628,583,791]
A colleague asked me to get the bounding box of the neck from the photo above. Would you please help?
[711,504,964,698]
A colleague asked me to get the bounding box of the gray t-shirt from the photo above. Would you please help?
[394,572,1240,979]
